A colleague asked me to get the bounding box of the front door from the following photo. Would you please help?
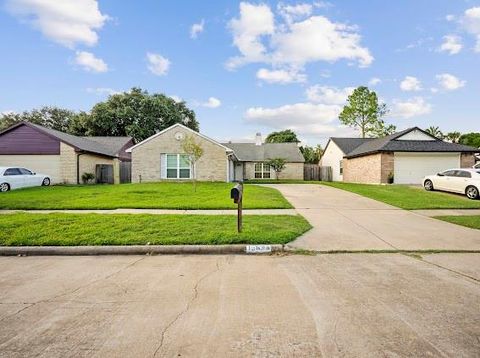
[234,162,244,181]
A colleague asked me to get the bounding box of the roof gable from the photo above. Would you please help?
[126,123,232,153]
[222,142,305,162]
[329,137,374,155]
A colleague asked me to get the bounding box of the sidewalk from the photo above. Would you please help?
[0,208,297,215]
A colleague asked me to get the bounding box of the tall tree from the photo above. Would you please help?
[265,129,299,143]
[300,145,324,164]
[459,132,480,148]
[339,86,389,138]
[445,131,461,143]
[80,88,199,142]
[425,126,444,139]
[0,106,80,132]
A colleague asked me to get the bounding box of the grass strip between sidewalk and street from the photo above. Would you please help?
[0,213,311,246]
[321,182,480,210]
[0,182,292,210]
[434,215,480,230]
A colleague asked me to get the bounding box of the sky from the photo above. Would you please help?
[0,0,479,146]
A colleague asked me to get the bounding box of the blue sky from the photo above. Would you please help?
[1,1,479,145]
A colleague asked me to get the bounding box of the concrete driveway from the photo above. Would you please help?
[0,254,479,357]
[268,184,480,251]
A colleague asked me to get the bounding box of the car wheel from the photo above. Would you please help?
[42,177,51,186]
[424,179,434,191]
[0,183,10,192]
[466,186,479,200]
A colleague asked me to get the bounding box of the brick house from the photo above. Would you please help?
[0,122,133,184]
[127,123,304,182]
[321,127,478,184]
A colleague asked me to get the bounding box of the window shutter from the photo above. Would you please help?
[160,154,166,179]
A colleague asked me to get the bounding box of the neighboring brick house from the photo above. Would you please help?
[0,122,133,184]
[127,123,304,182]
[321,127,478,184]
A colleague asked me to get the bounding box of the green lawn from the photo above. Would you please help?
[0,213,311,246]
[0,182,291,210]
[321,182,480,210]
[435,216,480,230]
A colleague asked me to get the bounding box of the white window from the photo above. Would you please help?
[254,162,271,179]
[166,154,191,179]
[339,160,343,175]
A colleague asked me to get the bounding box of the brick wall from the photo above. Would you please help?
[460,153,475,168]
[131,127,228,183]
[343,152,393,184]
[243,162,303,180]
[79,154,115,183]
[59,142,77,184]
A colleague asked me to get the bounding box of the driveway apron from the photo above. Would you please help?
[267,184,480,251]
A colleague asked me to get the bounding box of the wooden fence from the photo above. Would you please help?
[303,164,332,181]
[120,161,131,183]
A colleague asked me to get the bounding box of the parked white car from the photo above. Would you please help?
[0,167,51,192]
[423,168,480,199]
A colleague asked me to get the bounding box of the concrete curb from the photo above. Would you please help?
[0,244,285,256]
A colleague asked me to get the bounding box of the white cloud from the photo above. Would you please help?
[86,87,119,95]
[439,35,462,54]
[6,0,108,48]
[368,77,381,86]
[305,85,354,105]
[278,3,313,23]
[74,51,108,73]
[435,73,466,91]
[227,2,275,69]
[1,110,16,116]
[201,97,221,108]
[256,68,306,84]
[462,7,480,52]
[227,2,373,76]
[391,97,431,119]
[400,76,422,91]
[169,95,183,103]
[446,14,455,22]
[244,102,341,135]
[146,52,170,76]
[190,19,205,39]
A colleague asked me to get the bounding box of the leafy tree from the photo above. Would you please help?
[265,129,299,143]
[266,158,287,180]
[80,88,199,142]
[300,145,324,164]
[425,126,444,139]
[459,132,480,148]
[371,122,397,137]
[339,86,389,138]
[0,106,81,132]
[445,131,461,143]
[181,134,204,192]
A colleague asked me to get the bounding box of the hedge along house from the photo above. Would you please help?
[0,122,133,184]
[126,123,304,182]
[321,127,478,185]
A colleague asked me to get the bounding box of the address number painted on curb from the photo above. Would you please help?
[246,245,272,253]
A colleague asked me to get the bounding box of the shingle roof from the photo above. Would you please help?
[222,142,305,162]
[25,122,132,157]
[330,137,374,154]
[344,127,478,158]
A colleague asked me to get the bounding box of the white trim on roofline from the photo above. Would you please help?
[125,123,233,153]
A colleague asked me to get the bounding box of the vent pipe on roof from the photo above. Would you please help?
[255,132,262,146]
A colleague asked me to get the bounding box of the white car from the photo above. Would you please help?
[0,167,51,192]
[423,168,480,200]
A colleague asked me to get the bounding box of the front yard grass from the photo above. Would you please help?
[434,216,480,230]
[321,182,480,210]
[0,182,291,210]
[0,213,311,246]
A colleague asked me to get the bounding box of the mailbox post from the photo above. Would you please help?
[230,182,243,233]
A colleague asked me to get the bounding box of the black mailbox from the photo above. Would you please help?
[230,184,243,204]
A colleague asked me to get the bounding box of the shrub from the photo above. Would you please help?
[81,172,95,184]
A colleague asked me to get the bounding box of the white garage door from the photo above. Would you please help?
[394,152,460,184]
[0,155,62,184]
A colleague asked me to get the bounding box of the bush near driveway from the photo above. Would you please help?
[321,182,480,210]
[0,214,311,246]
[0,182,292,210]
[435,216,480,230]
